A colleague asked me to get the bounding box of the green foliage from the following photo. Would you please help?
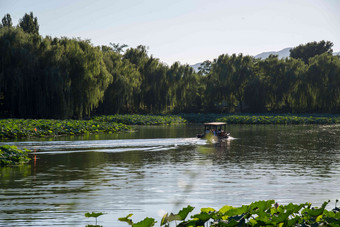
[118,214,134,225]
[161,205,195,226]
[0,114,337,141]
[290,40,333,63]
[180,113,225,123]
[217,114,340,124]
[18,12,39,34]
[93,114,186,125]
[179,113,340,124]
[0,145,30,166]
[0,118,132,139]
[1,13,12,28]
[97,47,141,114]
[198,60,211,75]
[85,212,104,226]
[109,42,128,53]
[118,213,156,227]
[120,200,340,227]
[132,217,156,227]
[85,212,104,218]
[0,24,111,119]
[1,12,340,117]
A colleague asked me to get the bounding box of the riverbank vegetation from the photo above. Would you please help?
[93,114,186,125]
[0,118,131,139]
[0,115,187,139]
[179,113,340,124]
[1,13,340,120]
[216,114,340,124]
[0,145,30,166]
[118,200,340,226]
[1,113,339,139]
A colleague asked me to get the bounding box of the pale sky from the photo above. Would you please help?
[1,0,339,65]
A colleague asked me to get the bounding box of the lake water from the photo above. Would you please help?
[1,124,340,226]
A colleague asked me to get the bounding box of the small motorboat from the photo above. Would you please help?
[197,122,230,142]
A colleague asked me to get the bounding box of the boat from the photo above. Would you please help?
[197,122,230,141]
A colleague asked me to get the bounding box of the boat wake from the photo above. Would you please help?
[2,138,207,155]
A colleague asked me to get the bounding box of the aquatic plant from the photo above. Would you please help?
[85,212,104,227]
[118,214,156,227]
[1,114,338,139]
[93,114,186,125]
[118,200,340,226]
[216,114,340,124]
[179,113,340,124]
[0,145,30,166]
[0,118,132,139]
[179,113,225,123]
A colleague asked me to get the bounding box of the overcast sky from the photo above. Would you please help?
[1,0,339,65]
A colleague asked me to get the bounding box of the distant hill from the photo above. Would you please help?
[254,47,292,59]
[191,62,202,72]
[255,48,340,59]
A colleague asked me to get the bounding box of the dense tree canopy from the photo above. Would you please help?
[0,27,111,118]
[18,12,39,34]
[1,14,12,28]
[290,40,333,64]
[0,13,339,119]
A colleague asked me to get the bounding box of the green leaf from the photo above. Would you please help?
[287,216,301,226]
[163,205,195,224]
[85,212,104,218]
[160,213,168,226]
[304,201,330,217]
[221,206,248,217]
[271,212,291,224]
[201,207,216,213]
[118,213,134,225]
[249,200,275,213]
[191,212,213,222]
[132,217,156,227]
[177,205,195,220]
[166,214,182,222]
[219,205,235,214]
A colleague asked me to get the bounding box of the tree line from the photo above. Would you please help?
[0,12,339,119]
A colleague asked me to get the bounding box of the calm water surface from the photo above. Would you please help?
[1,124,340,226]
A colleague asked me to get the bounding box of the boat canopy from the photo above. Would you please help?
[204,122,227,126]
[203,122,227,133]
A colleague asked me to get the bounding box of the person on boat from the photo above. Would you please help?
[220,130,225,137]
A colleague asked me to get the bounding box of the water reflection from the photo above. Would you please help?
[0,124,339,226]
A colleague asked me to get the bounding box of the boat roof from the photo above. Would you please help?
[204,122,227,126]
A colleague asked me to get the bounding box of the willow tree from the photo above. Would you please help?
[0,25,111,119]
[243,62,266,113]
[123,45,150,110]
[98,46,141,114]
[207,54,254,112]
[278,58,306,113]
[0,27,39,117]
[304,53,340,112]
[206,54,233,111]
[228,54,254,112]
[58,38,112,118]
[167,63,201,112]
[134,56,167,112]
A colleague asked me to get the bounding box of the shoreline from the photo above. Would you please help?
[1,114,339,140]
